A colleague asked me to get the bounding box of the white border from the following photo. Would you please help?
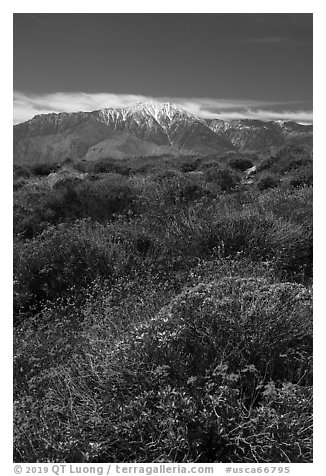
[2,3,324,474]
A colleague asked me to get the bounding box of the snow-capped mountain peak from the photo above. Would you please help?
[13,101,312,166]
[127,101,192,122]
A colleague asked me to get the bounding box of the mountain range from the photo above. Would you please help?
[13,102,313,165]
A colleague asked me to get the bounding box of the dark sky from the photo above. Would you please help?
[13,13,313,123]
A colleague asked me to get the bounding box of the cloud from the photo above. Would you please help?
[13,91,149,124]
[13,91,312,124]
[196,108,313,123]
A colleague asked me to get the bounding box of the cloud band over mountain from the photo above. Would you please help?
[13,91,313,125]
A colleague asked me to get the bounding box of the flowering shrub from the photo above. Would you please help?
[13,220,132,317]
[13,158,313,463]
[14,275,312,462]
[123,277,312,386]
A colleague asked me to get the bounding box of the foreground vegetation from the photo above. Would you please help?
[14,145,313,462]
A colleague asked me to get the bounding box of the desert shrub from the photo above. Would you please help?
[158,176,195,205]
[138,175,213,210]
[128,277,312,385]
[152,170,180,182]
[13,177,28,191]
[228,156,254,171]
[31,163,60,176]
[198,160,218,172]
[106,278,311,462]
[14,276,312,462]
[204,167,240,191]
[282,156,311,173]
[13,220,132,318]
[14,182,312,287]
[85,159,115,174]
[15,369,312,462]
[273,222,312,281]
[180,161,198,173]
[13,164,31,179]
[83,176,138,217]
[257,156,275,172]
[37,183,84,222]
[53,175,84,189]
[157,204,312,282]
[177,183,212,203]
[257,174,280,190]
[14,181,57,237]
[13,141,313,464]
[177,378,313,463]
[257,187,312,225]
[29,175,140,225]
[85,159,132,175]
[257,146,312,175]
[289,166,313,188]
[14,213,51,238]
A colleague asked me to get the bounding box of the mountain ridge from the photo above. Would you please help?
[13,102,313,165]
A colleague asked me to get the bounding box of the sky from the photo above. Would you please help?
[13,13,313,124]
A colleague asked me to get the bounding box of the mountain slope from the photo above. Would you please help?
[14,103,236,165]
[14,117,174,165]
[14,118,114,165]
[83,133,173,161]
[206,119,313,151]
[13,102,312,165]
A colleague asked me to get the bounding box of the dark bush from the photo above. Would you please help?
[152,170,180,182]
[13,178,28,191]
[205,167,240,191]
[13,220,131,317]
[86,159,131,175]
[257,156,275,172]
[257,146,312,175]
[45,175,138,222]
[257,174,280,190]
[31,163,60,176]
[13,164,31,179]
[180,162,198,173]
[228,157,254,171]
[289,166,313,188]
